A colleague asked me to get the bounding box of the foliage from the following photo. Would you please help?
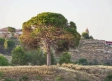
[81,32,93,39]
[50,51,57,65]
[104,74,112,81]
[81,32,90,39]
[4,39,8,50]
[4,78,15,81]
[20,75,29,81]
[89,35,93,39]
[27,49,56,65]
[0,54,9,66]
[20,12,80,65]
[27,49,46,65]
[0,38,5,45]
[69,21,77,29]
[8,27,16,36]
[36,75,42,81]
[11,46,29,65]
[0,71,4,79]
[59,52,71,65]
[76,58,88,65]
[0,38,16,54]
[4,39,15,54]
[0,38,5,54]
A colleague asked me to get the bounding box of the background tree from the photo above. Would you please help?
[89,35,94,39]
[8,27,16,37]
[0,38,5,54]
[4,39,15,54]
[81,32,90,39]
[11,46,28,65]
[20,12,80,66]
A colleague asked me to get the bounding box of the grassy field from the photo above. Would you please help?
[0,64,112,81]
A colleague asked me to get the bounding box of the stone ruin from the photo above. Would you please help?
[70,39,112,65]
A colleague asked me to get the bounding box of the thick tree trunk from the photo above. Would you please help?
[44,39,51,66]
[47,50,51,66]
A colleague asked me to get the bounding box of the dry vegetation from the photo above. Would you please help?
[0,64,112,81]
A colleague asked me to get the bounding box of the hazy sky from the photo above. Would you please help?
[0,0,112,41]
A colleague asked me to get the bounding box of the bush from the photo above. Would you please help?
[11,46,29,65]
[76,58,88,65]
[36,75,42,81]
[0,71,4,79]
[0,54,9,66]
[4,78,15,81]
[20,75,29,81]
[27,49,56,65]
[104,74,112,81]
[59,52,71,65]
[27,49,46,65]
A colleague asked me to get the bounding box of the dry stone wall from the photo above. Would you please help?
[70,39,112,64]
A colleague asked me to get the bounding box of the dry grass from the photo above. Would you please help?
[0,64,112,81]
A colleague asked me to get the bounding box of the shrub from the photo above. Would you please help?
[0,54,9,66]
[11,46,29,65]
[0,71,4,79]
[51,51,57,65]
[59,52,71,65]
[76,58,88,65]
[4,78,15,81]
[27,49,46,65]
[27,49,56,65]
[36,75,42,81]
[20,75,29,81]
[104,74,112,81]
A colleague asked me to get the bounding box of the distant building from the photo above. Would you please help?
[105,41,112,47]
[0,27,22,38]
[85,28,89,35]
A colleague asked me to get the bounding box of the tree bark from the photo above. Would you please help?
[46,43,51,66]
[47,50,51,66]
[44,38,51,66]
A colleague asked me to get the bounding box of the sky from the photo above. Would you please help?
[0,0,112,41]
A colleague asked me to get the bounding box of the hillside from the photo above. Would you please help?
[0,64,112,81]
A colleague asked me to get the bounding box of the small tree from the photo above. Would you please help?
[81,32,94,39]
[8,27,16,37]
[0,54,9,66]
[59,52,71,65]
[11,46,28,65]
[81,32,90,39]
[4,39,15,54]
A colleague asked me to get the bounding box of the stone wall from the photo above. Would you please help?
[70,39,112,64]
